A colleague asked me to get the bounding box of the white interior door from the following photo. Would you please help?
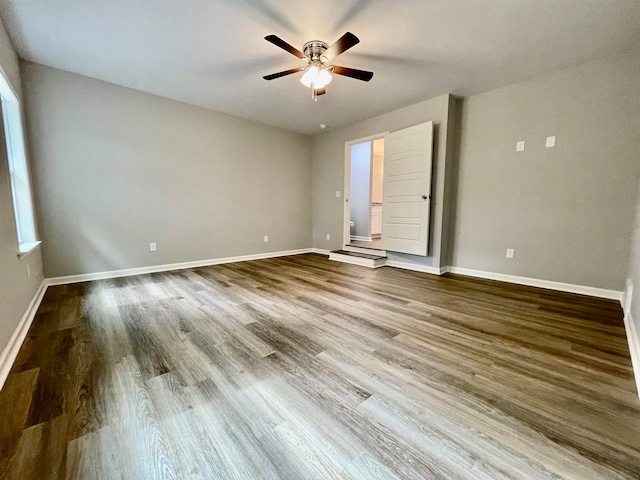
[381,121,433,256]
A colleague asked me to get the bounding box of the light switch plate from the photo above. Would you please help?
[506,248,514,258]
[546,136,556,147]
[263,236,269,243]
[149,242,157,252]
[516,141,525,152]
[335,190,341,198]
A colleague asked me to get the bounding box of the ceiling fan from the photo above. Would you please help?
[262,32,374,100]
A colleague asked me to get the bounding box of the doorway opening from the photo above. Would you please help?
[341,121,433,258]
[345,136,385,251]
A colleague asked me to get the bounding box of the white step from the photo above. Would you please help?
[329,250,387,269]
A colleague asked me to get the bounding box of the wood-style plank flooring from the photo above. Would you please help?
[1,253,639,479]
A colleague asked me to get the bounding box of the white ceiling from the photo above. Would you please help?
[1,1,639,135]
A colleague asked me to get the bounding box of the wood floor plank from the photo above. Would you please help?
[0,368,39,474]
[340,450,401,480]
[5,414,69,480]
[0,253,639,479]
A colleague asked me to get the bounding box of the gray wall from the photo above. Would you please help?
[438,95,461,269]
[627,179,640,336]
[22,62,312,278]
[312,94,454,268]
[452,52,640,290]
[0,21,44,363]
[349,141,372,239]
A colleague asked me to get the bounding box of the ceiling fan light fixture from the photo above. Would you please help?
[300,65,332,89]
[300,66,319,87]
[316,68,332,87]
[264,32,372,98]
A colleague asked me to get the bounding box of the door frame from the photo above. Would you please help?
[343,132,389,247]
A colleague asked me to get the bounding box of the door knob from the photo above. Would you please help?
[422,194,429,200]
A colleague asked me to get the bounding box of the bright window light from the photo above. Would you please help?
[0,68,39,254]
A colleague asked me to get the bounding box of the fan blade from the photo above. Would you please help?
[264,35,305,59]
[324,32,360,60]
[331,65,374,82]
[263,67,303,80]
[315,88,326,96]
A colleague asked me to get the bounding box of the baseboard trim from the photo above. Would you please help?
[623,313,640,402]
[0,280,47,392]
[351,236,372,242]
[386,260,444,275]
[447,266,623,300]
[46,248,313,286]
[311,248,331,256]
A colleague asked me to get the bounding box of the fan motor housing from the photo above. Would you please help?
[303,41,329,62]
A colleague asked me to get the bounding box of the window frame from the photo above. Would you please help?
[0,65,40,257]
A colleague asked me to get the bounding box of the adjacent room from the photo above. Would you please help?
[0,1,639,478]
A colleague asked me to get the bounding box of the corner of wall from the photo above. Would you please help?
[622,308,640,402]
[439,95,463,268]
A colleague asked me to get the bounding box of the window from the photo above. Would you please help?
[0,68,39,254]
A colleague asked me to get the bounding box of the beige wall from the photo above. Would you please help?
[371,148,384,204]
[312,94,455,269]
[0,21,44,363]
[452,52,640,290]
[22,62,312,278]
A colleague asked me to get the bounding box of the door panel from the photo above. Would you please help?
[386,178,421,197]
[385,129,425,153]
[386,202,421,218]
[385,223,421,240]
[381,121,433,256]
[387,154,423,175]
